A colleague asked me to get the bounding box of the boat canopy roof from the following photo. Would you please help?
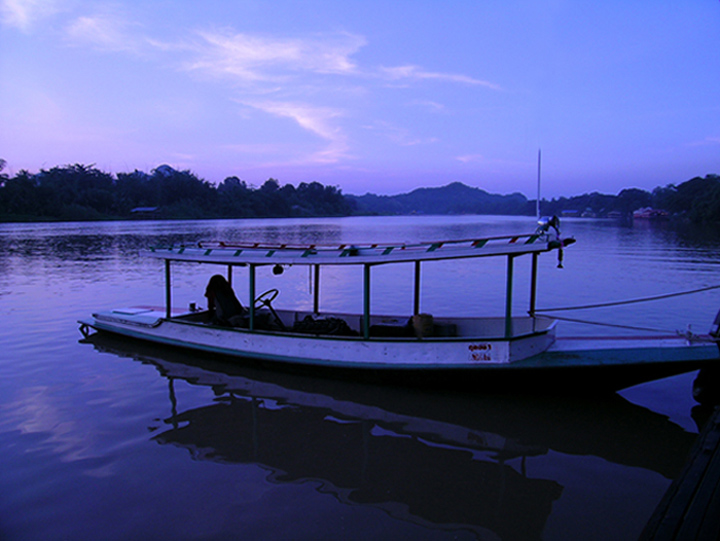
[144,233,558,266]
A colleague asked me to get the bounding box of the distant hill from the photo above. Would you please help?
[348,182,533,216]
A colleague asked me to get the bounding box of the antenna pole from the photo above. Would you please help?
[536,148,541,220]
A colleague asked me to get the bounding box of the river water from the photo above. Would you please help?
[1,215,720,540]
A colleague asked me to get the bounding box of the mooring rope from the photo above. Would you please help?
[537,314,669,333]
[535,284,720,313]
[537,314,720,342]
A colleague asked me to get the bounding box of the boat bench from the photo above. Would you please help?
[370,322,414,338]
[368,319,458,338]
[433,322,458,337]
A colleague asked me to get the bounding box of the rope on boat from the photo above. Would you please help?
[534,284,720,340]
[535,284,720,313]
[538,313,717,341]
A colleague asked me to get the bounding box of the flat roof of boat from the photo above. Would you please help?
[143,234,558,265]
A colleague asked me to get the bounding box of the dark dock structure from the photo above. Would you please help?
[641,406,720,540]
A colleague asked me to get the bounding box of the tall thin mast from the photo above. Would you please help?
[536,149,542,220]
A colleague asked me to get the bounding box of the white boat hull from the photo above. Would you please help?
[80,308,557,368]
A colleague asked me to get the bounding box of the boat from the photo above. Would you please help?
[78,218,720,394]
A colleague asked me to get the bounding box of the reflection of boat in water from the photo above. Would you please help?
[78,219,720,393]
[82,333,699,539]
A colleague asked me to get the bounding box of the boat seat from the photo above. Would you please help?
[369,318,414,338]
[433,322,457,337]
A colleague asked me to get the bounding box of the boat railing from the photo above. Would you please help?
[192,233,545,253]
[148,233,550,262]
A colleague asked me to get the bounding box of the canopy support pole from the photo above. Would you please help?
[165,260,172,319]
[313,265,320,314]
[505,255,515,338]
[413,260,421,315]
[249,264,256,331]
[529,252,538,317]
[363,264,371,339]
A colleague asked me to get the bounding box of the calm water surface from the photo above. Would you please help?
[2,215,720,540]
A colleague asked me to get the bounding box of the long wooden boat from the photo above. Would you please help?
[78,220,720,393]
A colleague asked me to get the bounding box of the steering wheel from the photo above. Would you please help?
[254,288,279,309]
[253,288,286,330]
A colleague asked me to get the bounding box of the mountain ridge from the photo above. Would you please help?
[348,181,532,215]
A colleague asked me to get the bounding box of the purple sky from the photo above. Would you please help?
[1,1,719,198]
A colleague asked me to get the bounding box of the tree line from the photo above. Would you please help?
[1,160,719,223]
[539,174,720,222]
[0,163,355,221]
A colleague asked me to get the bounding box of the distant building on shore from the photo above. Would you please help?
[633,208,669,220]
[130,207,159,218]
